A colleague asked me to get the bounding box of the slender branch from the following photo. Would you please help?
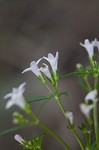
[93,101,99,148]
[72,129,85,150]
[84,77,92,91]
[39,121,70,150]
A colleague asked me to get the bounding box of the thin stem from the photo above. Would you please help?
[57,98,66,118]
[39,121,70,150]
[94,77,98,89]
[45,83,54,96]
[93,76,99,148]
[54,81,67,119]
[54,81,85,149]
[86,116,93,148]
[85,132,89,147]
[84,77,92,91]
[88,124,92,147]
[86,123,92,148]
[93,101,99,148]
[72,128,85,150]
[29,106,70,150]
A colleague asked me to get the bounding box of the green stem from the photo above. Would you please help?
[45,84,54,96]
[94,77,98,89]
[72,129,85,150]
[54,82,84,149]
[88,125,92,147]
[93,77,99,148]
[39,121,70,150]
[29,106,70,150]
[86,123,92,148]
[54,81,67,119]
[85,132,89,147]
[57,98,66,118]
[93,101,99,148]
[84,77,92,91]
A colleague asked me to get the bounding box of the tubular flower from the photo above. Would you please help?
[14,134,24,144]
[4,83,26,109]
[85,90,98,103]
[22,58,42,76]
[80,103,94,119]
[43,51,59,73]
[80,39,95,57]
[92,38,99,50]
[39,63,53,81]
[66,111,73,125]
[22,58,46,83]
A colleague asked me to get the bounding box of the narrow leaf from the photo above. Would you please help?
[26,95,53,103]
[60,72,88,79]
[0,124,32,136]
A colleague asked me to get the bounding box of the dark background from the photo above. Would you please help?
[0,0,99,149]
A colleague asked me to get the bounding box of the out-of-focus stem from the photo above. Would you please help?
[39,121,70,150]
[72,129,85,150]
[93,101,99,148]
[84,77,92,91]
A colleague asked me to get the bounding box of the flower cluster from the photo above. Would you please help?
[80,39,99,58]
[3,40,99,150]
[4,52,59,111]
[22,52,59,84]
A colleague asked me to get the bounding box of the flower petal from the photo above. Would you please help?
[43,52,59,72]
[16,97,25,109]
[80,39,94,57]
[85,90,97,102]
[30,61,41,76]
[36,58,43,64]
[22,68,31,74]
[39,63,52,79]
[18,82,26,94]
[5,100,14,109]
[4,93,12,99]
[80,103,94,118]
[14,134,24,144]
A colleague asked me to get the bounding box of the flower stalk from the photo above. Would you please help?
[71,128,85,150]
[38,121,70,150]
[93,100,99,148]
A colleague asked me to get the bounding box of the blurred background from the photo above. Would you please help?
[0,0,99,149]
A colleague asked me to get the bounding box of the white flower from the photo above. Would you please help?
[39,63,52,80]
[92,38,99,50]
[85,90,98,103]
[14,134,24,144]
[80,103,94,118]
[80,39,94,57]
[43,52,59,72]
[76,63,82,69]
[66,111,73,125]
[4,83,26,109]
[22,58,42,77]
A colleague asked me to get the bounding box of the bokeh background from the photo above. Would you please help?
[0,0,99,149]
